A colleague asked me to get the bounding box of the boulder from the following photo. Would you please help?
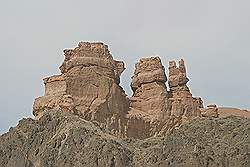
[201,104,219,118]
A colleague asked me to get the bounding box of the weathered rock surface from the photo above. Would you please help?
[0,110,249,167]
[34,42,129,137]
[127,58,207,138]
[127,57,168,138]
[167,59,203,118]
[150,59,207,137]
[33,42,250,140]
[33,75,74,119]
[2,41,250,166]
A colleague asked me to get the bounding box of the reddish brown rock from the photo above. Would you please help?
[130,57,168,115]
[167,59,203,118]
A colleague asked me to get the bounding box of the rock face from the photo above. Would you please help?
[129,57,167,115]
[0,110,249,167]
[167,59,203,118]
[33,42,219,139]
[164,59,204,131]
[127,58,206,138]
[33,75,74,118]
[127,57,168,138]
[34,42,129,137]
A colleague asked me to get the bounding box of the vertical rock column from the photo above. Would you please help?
[127,57,168,138]
[167,59,203,120]
[60,42,130,137]
[156,59,204,136]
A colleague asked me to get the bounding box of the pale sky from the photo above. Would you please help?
[1,0,250,134]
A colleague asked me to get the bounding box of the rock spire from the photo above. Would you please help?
[34,42,129,137]
[33,42,218,139]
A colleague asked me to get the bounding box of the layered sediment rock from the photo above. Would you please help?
[33,42,129,137]
[166,59,204,121]
[127,57,168,138]
[33,42,219,139]
[127,58,208,138]
[33,75,74,119]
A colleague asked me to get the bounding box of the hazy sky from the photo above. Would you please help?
[1,0,250,134]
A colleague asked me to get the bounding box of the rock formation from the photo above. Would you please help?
[33,75,73,119]
[2,41,250,167]
[201,104,219,118]
[127,57,168,138]
[33,42,219,139]
[127,58,208,138]
[164,59,204,129]
[34,42,129,137]
[167,59,203,117]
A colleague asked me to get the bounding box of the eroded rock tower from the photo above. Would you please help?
[33,42,218,139]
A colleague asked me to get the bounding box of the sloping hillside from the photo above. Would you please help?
[0,110,249,167]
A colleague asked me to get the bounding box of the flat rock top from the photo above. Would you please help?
[63,42,112,60]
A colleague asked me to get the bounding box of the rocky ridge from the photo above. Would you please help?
[0,110,249,167]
